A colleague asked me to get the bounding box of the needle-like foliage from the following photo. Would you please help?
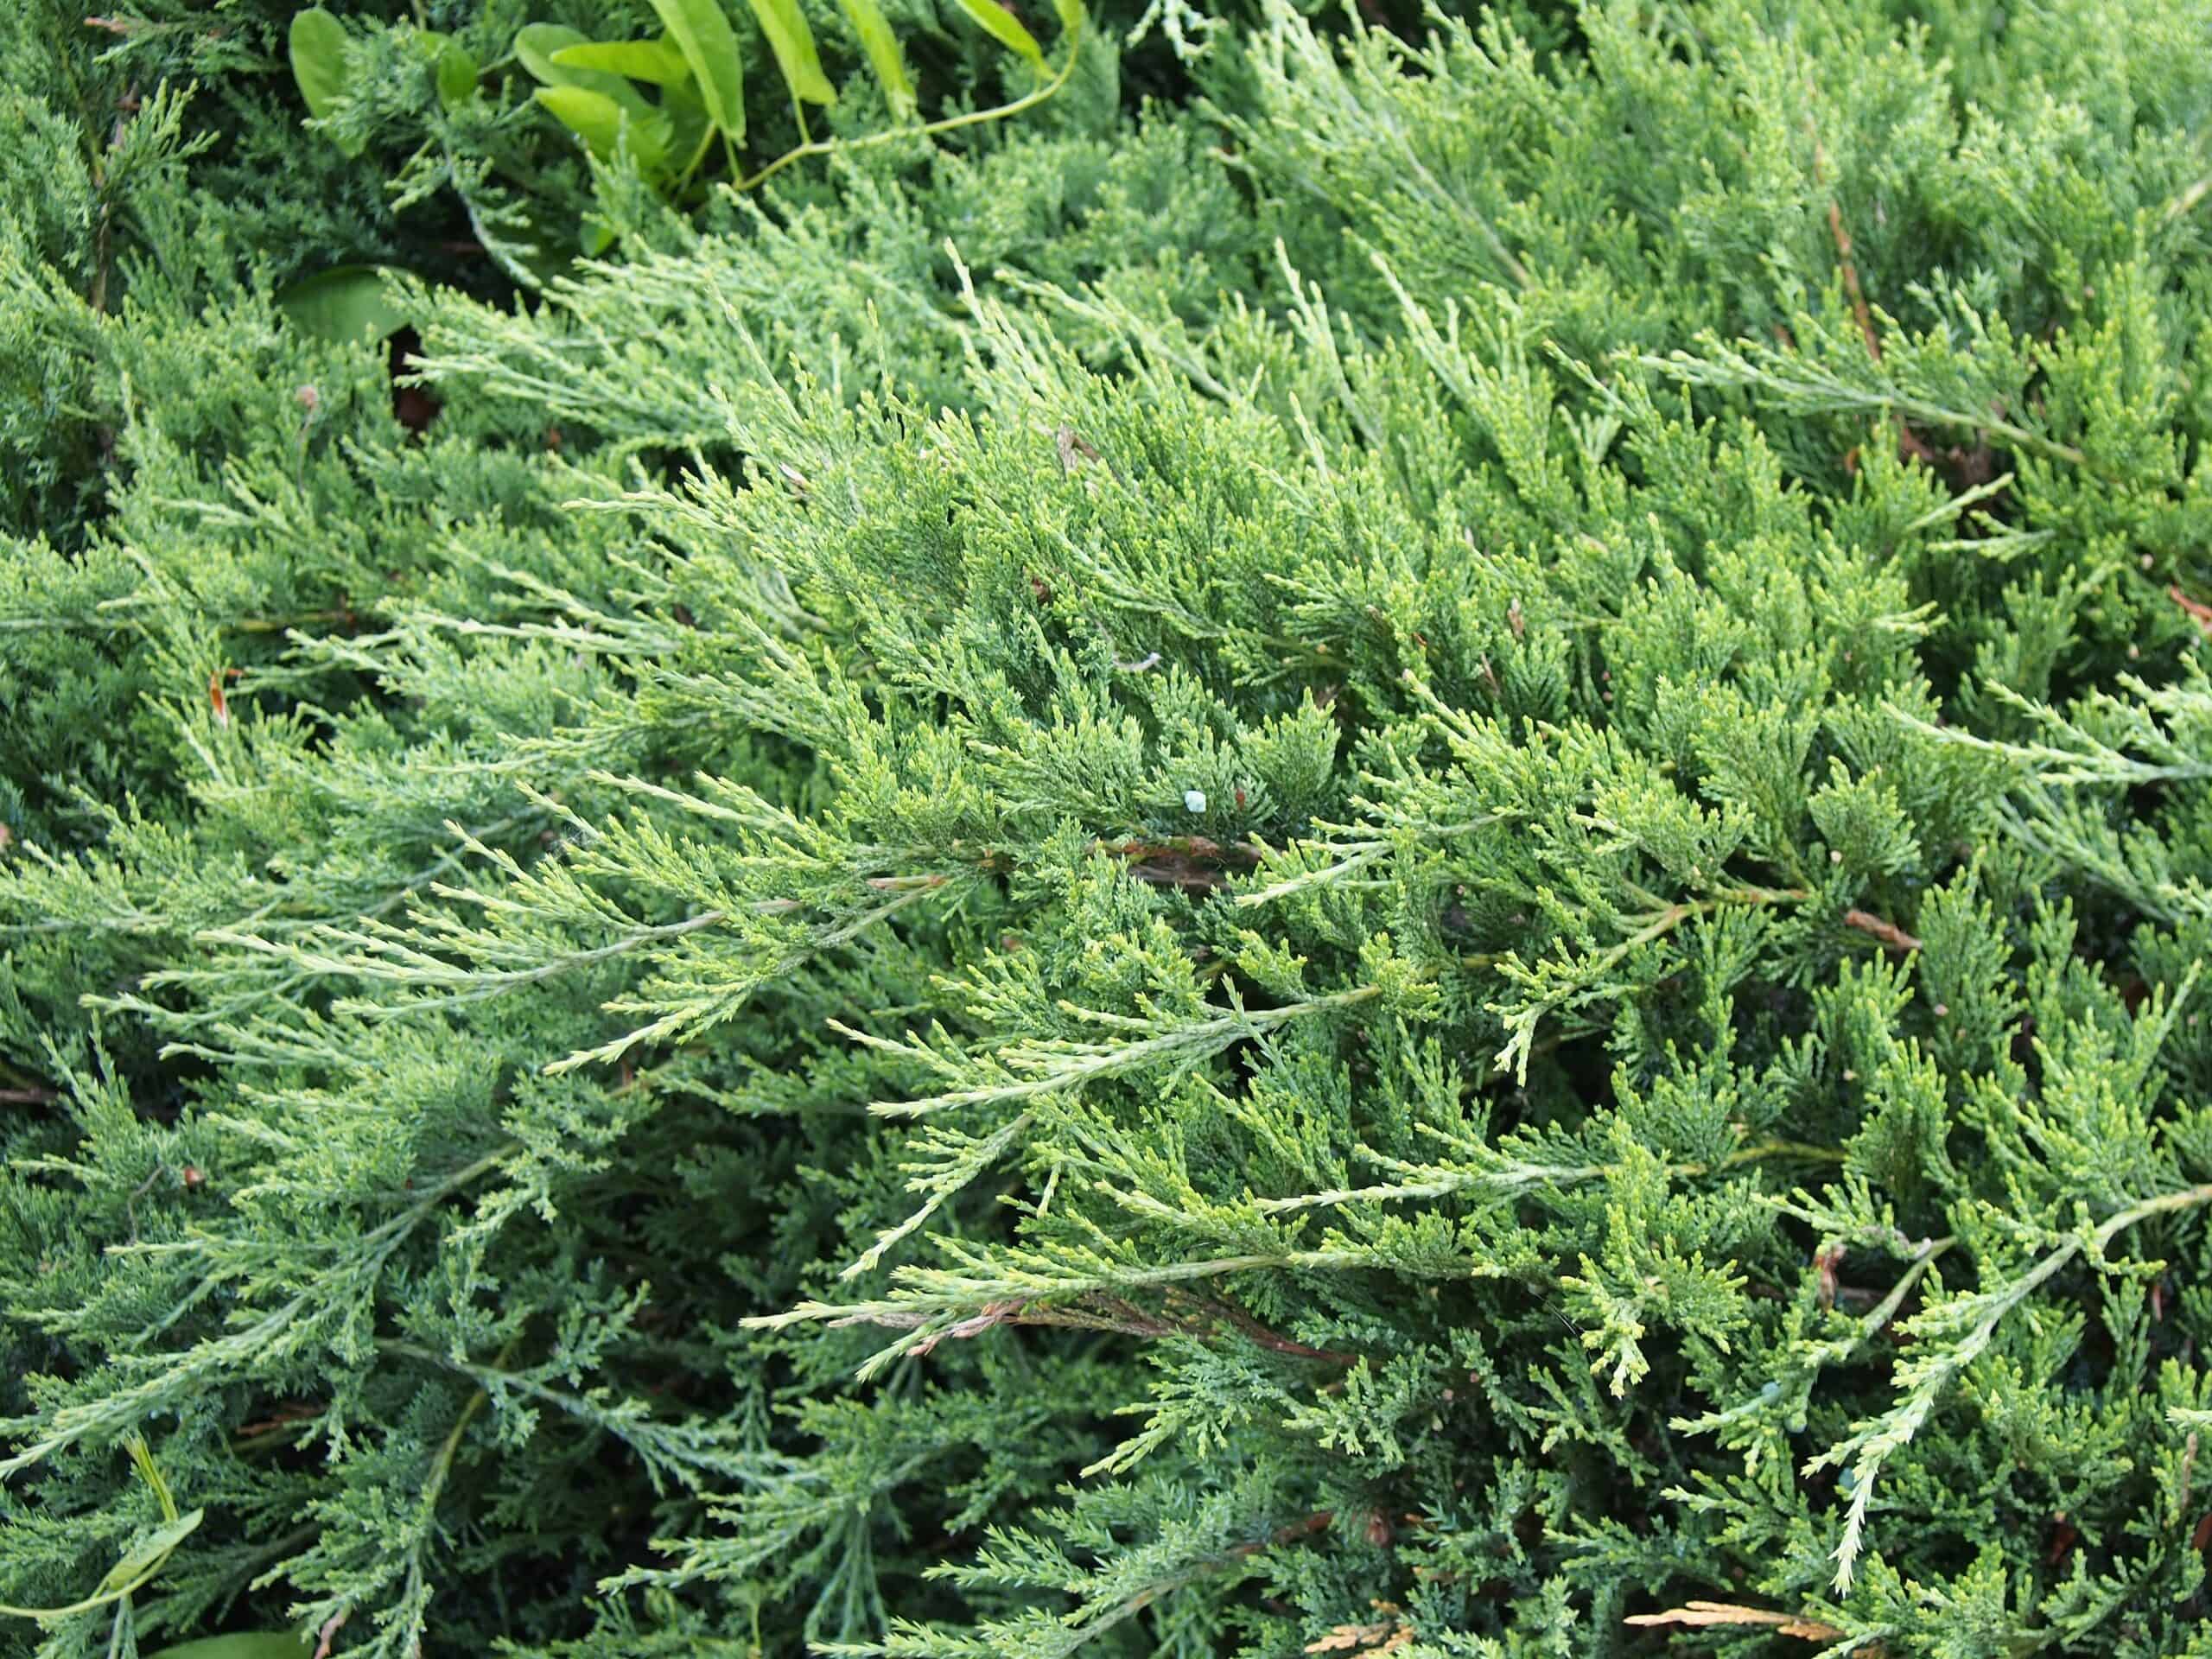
[13,0,2212,1656]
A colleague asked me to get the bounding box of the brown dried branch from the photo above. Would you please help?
[1843,908,1923,952]
[2171,583,2212,634]
[1189,1294,1358,1365]
[1809,128,1879,363]
[1306,1622,1414,1656]
[1828,199,1880,363]
[1056,424,1103,474]
[1235,1510,1334,1560]
[1095,835,1266,892]
[1625,1602,1846,1642]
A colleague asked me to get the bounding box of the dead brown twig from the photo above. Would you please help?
[1809,128,1879,364]
[1096,835,1266,893]
[1306,1618,1414,1656]
[2171,584,2212,634]
[1189,1294,1358,1365]
[1626,1602,1846,1643]
[1843,908,1923,953]
[1814,123,1998,492]
[1827,198,1881,364]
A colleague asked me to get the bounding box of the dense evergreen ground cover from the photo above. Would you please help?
[12,0,2212,1653]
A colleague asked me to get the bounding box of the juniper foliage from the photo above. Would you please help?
[11,0,2212,1656]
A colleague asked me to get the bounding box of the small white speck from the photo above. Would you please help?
[1184,789,1208,814]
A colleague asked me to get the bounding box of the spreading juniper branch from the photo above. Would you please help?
[830,986,1384,1120]
[829,987,1385,1279]
[1893,671,2212,919]
[1813,1181,2212,1592]
[1636,328,2090,467]
[15,1,2212,1649]
[1671,1232,1955,1447]
[1889,674,2212,787]
[1233,817,1502,908]
[750,1234,1519,1381]
[1253,1135,1844,1216]
[383,1344,759,1492]
[1490,884,1807,1082]
[0,1147,513,1477]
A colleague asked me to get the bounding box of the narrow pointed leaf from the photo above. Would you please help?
[743,0,837,105]
[837,0,915,116]
[287,9,348,117]
[513,22,588,83]
[91,1509,203,1599]
[550,37,696,86]
[0,1510,206,1619]
[515,25,658,118]
[662,72,715,176]
[947,0,1046,73]
[646,0,749,142]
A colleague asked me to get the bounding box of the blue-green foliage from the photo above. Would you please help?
[12,0,2212,1656]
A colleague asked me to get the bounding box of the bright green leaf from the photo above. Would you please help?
[551,37,696,86]
[287,10,365,157]
[661,71,715,180]
[534,85,629,159]
[513,22,588,83]
[947,0,1046,73]
[1051,0,1083,39]
[435,41,480,111]
[837,0,915,116]
[276,265,412,345]
[0,1511,203,1621]
[144,1637,313,1659]
[534,86,674,173]
[515,24,658,118]
[648,0,750,141]
[742,0,837,105]
[90,1513,203,1601]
